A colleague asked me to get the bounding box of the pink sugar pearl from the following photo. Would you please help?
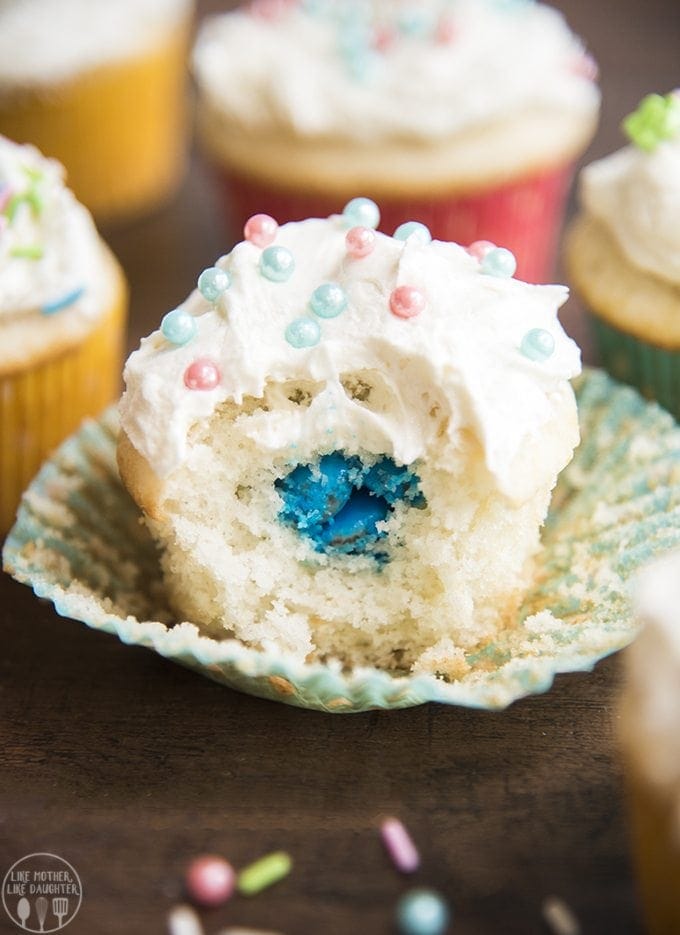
[571,54,599,81]
[185,855,235,908]
[373,26,396,52]
[244,213,279,247]
[435,16,458,45]
[184,358,221,391]
[346,226,376,258]
[467,240,496,261]
[389,285,426,319]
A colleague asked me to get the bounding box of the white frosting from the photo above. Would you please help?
[581,138,680,287]
[0,135,107,320]
[0,0,193,85]
[193,0,599,143]
[625,551,680,800]
[120,215,581,502]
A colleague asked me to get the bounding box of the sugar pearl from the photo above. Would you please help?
[480,247,517,278]
[310,282,348,319]
[397,889,450,935]
[520,328,555,362]
[198,266,231,302]
[185,855,235,908]
[393,221,432,245]
[467,240,496,261]
[260,245,295,282]
[389,285,426,319]
[285,317,321,348]
[244,213,278,247]
[346,226,376,258]
[161,307,197,346]
[342,197,380,230]
[184,358,221,390]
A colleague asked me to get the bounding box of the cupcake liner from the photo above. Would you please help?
[590,314,680,420]
[0,290,126,534]
[219,163,573,283]
[0,19,190,221]
[5,369,680,713]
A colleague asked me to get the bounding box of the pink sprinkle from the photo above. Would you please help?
[244,213,279,248]
[0,185,12,214]
[185,855,235,908]
[467,240,496,261]
[249,0,294,20]
[389,285,426,320]
[435,15,458,45]
[346,226,376,258]
[184,358,221,391]
[380,818,420,874]
[372,26,396,52]
[570,53,599,81]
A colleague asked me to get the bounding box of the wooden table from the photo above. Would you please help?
[2,2,678,932]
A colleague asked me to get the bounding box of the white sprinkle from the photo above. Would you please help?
[542,896,581,935]
[380,817,420,873]
[167,904,204,935]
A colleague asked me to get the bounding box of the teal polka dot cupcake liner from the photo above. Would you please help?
[4,369,680,713]
[591,315,680,420]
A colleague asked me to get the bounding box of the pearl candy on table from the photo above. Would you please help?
[185,855,235,908]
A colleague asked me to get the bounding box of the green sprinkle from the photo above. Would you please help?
[22,165,44,183]
[237,851,292,896]
[5,193,24,222]
[25,188,44,217]
[10,244,44,260]
[623,92,680,152]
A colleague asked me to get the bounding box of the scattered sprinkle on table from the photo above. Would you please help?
[237,851,292,896]
[380,817,420,873]
[167,904,204,935]
[185,854,235,907]
[397,888,450,935]
[542,896,581,935]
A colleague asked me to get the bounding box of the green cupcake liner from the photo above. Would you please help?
[4,369,680,713]
[591,315,680,420]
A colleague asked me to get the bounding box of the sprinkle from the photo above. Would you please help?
[396,889,450,935]
[10,244,44,260]
[393,221,432,245]
[260,245,295,282]
[342,197,380,230]
[372,25,396,52]
[41,286,84,316]
[345,225,376,258]
[184,358,221,390]
[570,53,598,81]
[310,282,348,319]
[380,817,420,873]
[197,266,230,302]
[185,855,235,908]
[480,246,517,278]
[237,851,292,897]
[167,905,204,935]
[623,92,680,152]
[285,317,321,348]
[249,0,293,20]
[467,239,496,261]
[435,15,457,44]
[0,185,12,214]
[244,213,278,247]
[161,307,197,346]
[397,8,434,38]
[389,285,426,319]
[542,896,581,935]
[520,328,555,362]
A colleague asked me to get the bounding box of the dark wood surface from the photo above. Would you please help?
[2,2,679,932]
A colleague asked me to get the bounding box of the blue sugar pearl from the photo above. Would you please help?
[520,328,555,362]
[161,307,197,346]
[310,282,348,319]
[397,889,450,935]
[285,317,321,349]
[480,246,517,278]
[261,245,295,282]
[197,266,230,302]
[342,197,380,230]
[393,221,432,245]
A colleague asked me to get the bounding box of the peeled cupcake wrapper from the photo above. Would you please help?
[216,163,573,284]
[5,369,680,712]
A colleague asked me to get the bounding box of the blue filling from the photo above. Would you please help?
[275,451,425,559]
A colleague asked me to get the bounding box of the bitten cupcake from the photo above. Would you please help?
[193,0,599,283]
[117,202,581,673]
[566,91,680,416]
[0,0,194,222]
[0,136,127,533]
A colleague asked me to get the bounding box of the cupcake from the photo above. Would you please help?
[0,0,194,222]
[619,551,680,935]
[192,0,600,284]
[117,204,581,673]
[0,136,127,534]
[566,91,680,416]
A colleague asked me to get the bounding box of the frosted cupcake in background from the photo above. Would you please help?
[193,0,600,283]
[0,0,194,223]
[117,202,581,674]
[566,91,680,416]
[620,551,680,935]
[0,136,127,533]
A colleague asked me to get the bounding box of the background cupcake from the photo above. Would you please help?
[565,91,680,416]
[0,136,127,533]
[0,0,194,223]
[193,0,600,283]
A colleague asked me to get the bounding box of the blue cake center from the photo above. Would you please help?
[275,452,425,559]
